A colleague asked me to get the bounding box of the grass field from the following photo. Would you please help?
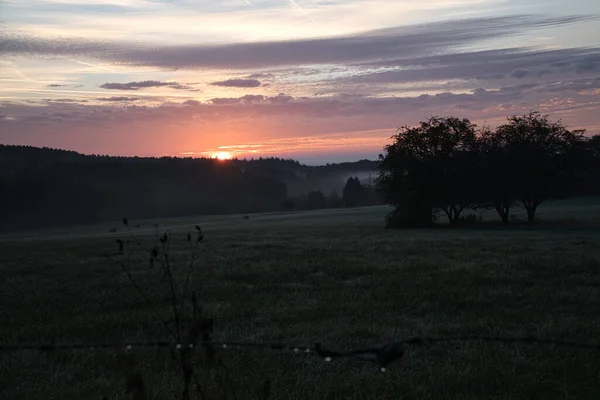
[2,199,600,399]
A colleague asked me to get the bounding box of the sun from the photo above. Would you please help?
[212,151,233,160]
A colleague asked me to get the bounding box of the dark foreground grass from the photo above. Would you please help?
[1,201,600,399]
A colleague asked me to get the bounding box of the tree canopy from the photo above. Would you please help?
[377,112,597,228]
[377,116,479,226]
[342,177,368,208]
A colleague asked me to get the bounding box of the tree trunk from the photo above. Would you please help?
[443,205,465,224]
[521,198,541,223]
[525,204,537,222]
[442,207,454,224]
[495,202,509,225]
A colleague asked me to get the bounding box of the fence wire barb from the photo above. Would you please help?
[2,335,600,371]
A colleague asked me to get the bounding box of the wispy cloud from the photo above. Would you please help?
[3,15,597,70]
[96,96,139,101]
[42,98,88,103]
[99,80,197,91]
[209,79,262,88]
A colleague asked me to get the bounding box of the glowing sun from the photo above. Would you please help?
[212,151,233,160]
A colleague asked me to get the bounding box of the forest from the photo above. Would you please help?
[0,145,381,232]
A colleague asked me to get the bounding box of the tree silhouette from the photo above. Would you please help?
[326,190,343,209]
[477,125,516,225]
[281,199,296,212]
[342,177,367,208]
[588,134,600,166]
[491,111,588,222]
[377,112,595,228]
[306,190,327,210]
[377,116,478,226]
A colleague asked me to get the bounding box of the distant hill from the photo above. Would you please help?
[0,145,380,232]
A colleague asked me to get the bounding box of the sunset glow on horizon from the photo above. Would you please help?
[1,0,600,163]
[212,151,233,160]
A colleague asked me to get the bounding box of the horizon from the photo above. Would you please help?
[1,0,600,162]
[1,142,380,166]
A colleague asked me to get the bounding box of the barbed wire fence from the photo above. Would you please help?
[5,219,600,399]
[2,335,600,372]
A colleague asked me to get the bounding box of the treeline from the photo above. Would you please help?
[377,111,600,228]
[283,177,383,211]
[0,146,380,232]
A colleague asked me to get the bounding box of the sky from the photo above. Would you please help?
[1,0,600,164]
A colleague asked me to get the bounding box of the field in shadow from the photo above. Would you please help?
[1,198,600,399]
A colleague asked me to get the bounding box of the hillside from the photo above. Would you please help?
[0,145,380,232]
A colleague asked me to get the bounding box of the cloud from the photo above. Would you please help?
[247,73,273,79]
[2,7,600,161]
[46,84,69,87]
[99,80,196,91]
[240,94,265,103]
[96,96,140,101]
[542,77,600,93]
[43,98,88,103]
[267,93,293,103]
[327,47,600,89]
[510,69,530,78]
[111,15,598,70]
[4,80,600,161]
[475,73,506,80]
[209,93,293,105]
[209,79,261,88]
[499,82,539,93]
[210,97,242,105]
[2,15,597,70]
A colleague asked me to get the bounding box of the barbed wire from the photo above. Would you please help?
[2,335,599,372]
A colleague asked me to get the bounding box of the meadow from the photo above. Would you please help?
[1,199,600,399]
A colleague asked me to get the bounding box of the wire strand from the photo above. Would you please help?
[2,334,599,370]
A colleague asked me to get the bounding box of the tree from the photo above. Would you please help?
[377,116,479,227]
[306,190,327,210]
[581,135,600,196]
[477,125,516,225]
[588,134,600,166]
[281,199,296,211]
[492,111,589,222]
[362,181,384,206]
[326,190,343,208]
[342,177,367,208]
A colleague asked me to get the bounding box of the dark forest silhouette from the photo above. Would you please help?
[0,146,381,232]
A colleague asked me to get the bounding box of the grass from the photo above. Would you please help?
[1,198,600,399]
